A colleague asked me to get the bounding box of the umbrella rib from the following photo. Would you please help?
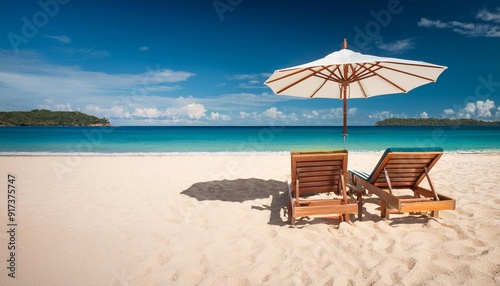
[378,63,440,82]
[384,61,445,69]
[309,66,340,98]
[311,65,343,82]
[351,65,381,81]
[310,76,328,98]
[359,63,408,93]
[264,67,312,84]
[351,67,368,98]
[270,66,330,94]
[330,67,344,82]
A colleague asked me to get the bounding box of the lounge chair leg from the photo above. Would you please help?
[431,210,440,218]
[343,214,351,223]
[287,198,295,225]
[289,212,295,225]
[381,201,389,219]
[357,193,363,221]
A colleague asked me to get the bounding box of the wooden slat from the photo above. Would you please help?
[299,175,339,183]
[384,168,424,173]
[299,170,340,177]
[295,204,358,217]
[389,158,434,164]
[391,153,439,159]
[376,176,419,183]
[400,200,456,212]
[386,162,429,169]
[299,186,337,195]
[374,181,415,188]
[297,165,340,172]
[296,161,342,166]
[297,198,356,206]
[414,186,435,198]
[299,180,338,188]
[400,198,433,203]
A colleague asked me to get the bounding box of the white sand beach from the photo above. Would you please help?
[0,153,499,285]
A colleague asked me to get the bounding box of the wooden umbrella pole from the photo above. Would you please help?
[343,84,347,137]
[342,38,349,142]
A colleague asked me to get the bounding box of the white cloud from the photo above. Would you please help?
[0,51,195,103]
[149,69,194,83]
[443,109,455,116]
[184,103,206,119]
[55,47,111,59]
[376,39,414,53]
[420,111,428,118]
[45,35,71,44]
[301,107,357,121]
[210,112,231,121]
[418,10,500,38]
[476,99,496,117]
[368,111,408,121]
[239,111,251,118]
[476,8,500,23]
[227,73,270,89]
[329,107,343,118]
[85,105,131,119]
[417,18,448,28]
[464,102,476,113]
[227,73,269,81]
[288,113,299,123]
[443,99,497,119]
[303,110,320,119]
[368,111,391,121]
[139,46,150,51]
[263,107,282,119]
[133,107,161,118]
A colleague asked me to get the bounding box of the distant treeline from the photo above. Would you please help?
[376,118,500,126]
[0,110,110,126]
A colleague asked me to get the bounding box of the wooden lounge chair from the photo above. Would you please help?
[348,147,455,219]
[288,150,358,225]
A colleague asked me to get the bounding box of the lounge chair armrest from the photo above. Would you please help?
[347,183,366,195]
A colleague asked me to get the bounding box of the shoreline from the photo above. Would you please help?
[1,150,500,156]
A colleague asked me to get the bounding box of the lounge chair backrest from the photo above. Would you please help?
[368,147,443,188]
[291,150,348,196]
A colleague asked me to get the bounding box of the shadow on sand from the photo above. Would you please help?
[181,178,290,226]
[181,179,437,227]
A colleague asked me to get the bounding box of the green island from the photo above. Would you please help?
[0,110,110,126]
[376,118,500,126]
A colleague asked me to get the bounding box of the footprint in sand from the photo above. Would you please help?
[156,253,169,265]
[456,208,474,218]
[406,257,417,270]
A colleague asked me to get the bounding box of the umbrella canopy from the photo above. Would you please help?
[264,39,447,140]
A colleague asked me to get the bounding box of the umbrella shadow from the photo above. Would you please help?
[181,178,290,226]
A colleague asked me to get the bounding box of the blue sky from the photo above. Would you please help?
[1,0,499,126]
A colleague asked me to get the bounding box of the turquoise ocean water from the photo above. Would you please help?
[0,126,499,154]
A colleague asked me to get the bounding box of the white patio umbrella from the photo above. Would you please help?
[264,39,447,145]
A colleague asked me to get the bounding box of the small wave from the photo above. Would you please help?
[1,149,499,156]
